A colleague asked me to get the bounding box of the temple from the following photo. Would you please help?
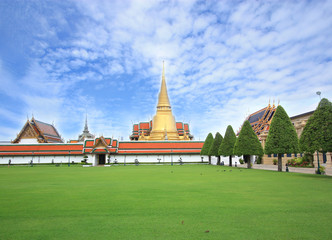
[78,114,95,142]
[239,102,330,166]
[0,63,205,166]
[130,62,193,141]
[12,117,63,144]
[244,101,277,137]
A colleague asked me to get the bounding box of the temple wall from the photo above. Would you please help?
[0,154,204,165]
[0,155,93,165]
[19,139,39,144]
[109,154,204,164]
[262,154,298,165]
[210,156,245,166]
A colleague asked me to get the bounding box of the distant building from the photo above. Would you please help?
[12,117,63,144]
[290,110,315,137]
[0,63,204,166]
[78,115,95,142]
[242,104,331,167]
[130,62,193,141]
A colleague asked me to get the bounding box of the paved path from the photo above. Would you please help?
[238,164,332,176]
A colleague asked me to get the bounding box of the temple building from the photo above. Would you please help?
[78,115,95,142]
[12,117,63,144]
[0,63,204,166]
[245,102,276,138]
[242,103,330,167]
[130,63,193,141]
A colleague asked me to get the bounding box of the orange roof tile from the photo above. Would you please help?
[118,142,203,149]
[139,122,150,129]
[176,122,184,129]
[0,144,83,152]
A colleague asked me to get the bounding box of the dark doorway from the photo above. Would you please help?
[98,154,106,165]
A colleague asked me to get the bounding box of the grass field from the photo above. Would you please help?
[0,164,332,240]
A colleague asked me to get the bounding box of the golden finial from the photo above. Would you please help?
[157,61,171,108]
[268,98,271,107]
[162,60,165,78]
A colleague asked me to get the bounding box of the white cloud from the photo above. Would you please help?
[0,0,332,141]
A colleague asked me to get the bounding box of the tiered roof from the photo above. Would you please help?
[78,115,95,142]
[130,121,193,141]
[12,118,63,143]
[239,103,277,137]
[83,136,118,154]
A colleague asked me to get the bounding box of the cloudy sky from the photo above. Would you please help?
[0,0,331,141]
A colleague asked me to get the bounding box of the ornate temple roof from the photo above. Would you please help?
[83,136,117,154]
[78,114,95,142]
[130,121,193,141]
[130,62,194,141]
[12,117,63,143]
[239,103,277,137]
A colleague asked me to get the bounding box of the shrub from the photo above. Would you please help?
[256,156,262,164]
[135,159,139,166]
[82,155,88,164]
[273,159,277,165]
[287,157,311,167]
[239,158,244,164]
[295,158,303,164]
[316,166,326,175]
[303,153,313,166]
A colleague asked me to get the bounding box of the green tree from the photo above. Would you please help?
[234,120,263,169]
[200,133,214,164]
[218,125,236,166]
[265,105,299,172]
[208,132,223,165]
[300,98,332,173]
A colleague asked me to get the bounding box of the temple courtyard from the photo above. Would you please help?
[1,164,331,240]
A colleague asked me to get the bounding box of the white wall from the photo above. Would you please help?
[109,154,205,164]
[210,156,242,166]
[0,155,87,165]
[1,154,205,165]
[19,139,39,144]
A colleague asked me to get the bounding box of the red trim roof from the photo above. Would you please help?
[119,142,203,149]
[1,140,203,156]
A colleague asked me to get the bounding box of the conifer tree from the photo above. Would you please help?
[208,132,223,165]
[200,133,214,164]
[265,105,299,172]
[218,125,236,166]
[300,98,332,173]
[234,120,263,168]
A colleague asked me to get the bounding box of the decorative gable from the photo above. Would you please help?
[12,118,63,144]
[21,124,38,138]
[12,120,40,143]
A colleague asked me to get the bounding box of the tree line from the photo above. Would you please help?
[200,98,332,173]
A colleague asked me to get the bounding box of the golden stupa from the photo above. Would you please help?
[138,62,189,141]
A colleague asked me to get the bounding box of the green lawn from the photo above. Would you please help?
[0,164,331,240]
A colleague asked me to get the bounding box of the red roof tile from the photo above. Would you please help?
[118,141,203,149]
[176,122,184,129]
[139,122,150,129]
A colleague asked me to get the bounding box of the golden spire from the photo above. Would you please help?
[157,61,171,108]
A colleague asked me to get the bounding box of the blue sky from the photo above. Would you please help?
[0,0,332,141]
